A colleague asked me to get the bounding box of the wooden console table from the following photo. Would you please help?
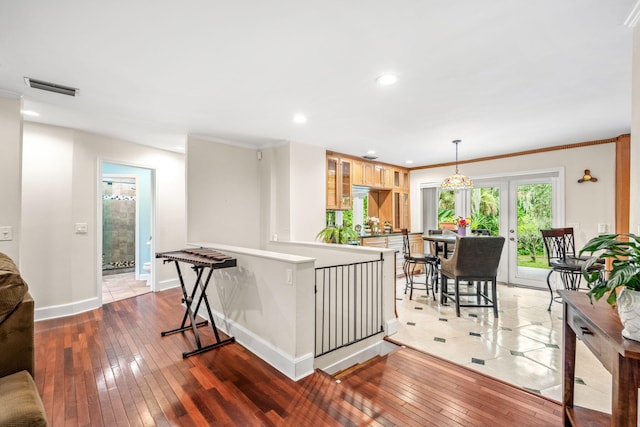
[560,290,640,426]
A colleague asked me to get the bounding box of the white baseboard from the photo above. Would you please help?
[35,297,100,321]
[196,306,314,381]
[157,278,179,291]
[386,317,399,336]
[318,340,399,375]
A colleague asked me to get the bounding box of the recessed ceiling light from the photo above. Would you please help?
[367,150,376,155]
[376,74,398,85]
[292,114,307,124]
[21,110,40,117]
[405,160,413,164]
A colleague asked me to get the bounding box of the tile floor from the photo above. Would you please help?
[392,274,613,414]
[102,272,150,304]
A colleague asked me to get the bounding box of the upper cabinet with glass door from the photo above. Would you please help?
[326,155,352,210]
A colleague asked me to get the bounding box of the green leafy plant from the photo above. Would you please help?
[580,233,640,305]
[316,225,359,244]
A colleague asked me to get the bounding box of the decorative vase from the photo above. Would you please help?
[617,287,640,342]
[384,225,392,234]
[457,227,466,236]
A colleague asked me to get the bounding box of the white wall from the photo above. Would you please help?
[256,142,326,245]
[21,123,186,317]
[186,136,261,248]
[631,25,640,235]
[272,144,291,241]
[0,97,22,262]
[410,143,617,249]
[188,138,326,248]
[289,142,326,242]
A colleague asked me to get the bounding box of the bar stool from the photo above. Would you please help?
[540,227,604,311]
[401,229,439,300]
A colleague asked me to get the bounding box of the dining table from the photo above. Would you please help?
[422,233,458,258]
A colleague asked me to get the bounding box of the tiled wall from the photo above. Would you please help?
[102,181,136,274]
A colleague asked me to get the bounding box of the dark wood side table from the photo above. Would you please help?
[560,290,640,426]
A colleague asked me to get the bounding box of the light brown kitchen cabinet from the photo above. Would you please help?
[351,158,363,185]
[326,156,352,210]
[393,191,410,232]
[326,151,411,226]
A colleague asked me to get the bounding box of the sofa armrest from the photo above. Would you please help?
[0,292,34,378]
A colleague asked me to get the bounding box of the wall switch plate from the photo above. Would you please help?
[75,223,88,234]
[598,223,609,234]
[286,269,293,285]
[0,226,12,241]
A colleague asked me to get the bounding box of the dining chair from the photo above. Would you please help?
[540,227,604,311]
[426,229,455,258]
[401,229,439,300]
[471,228,491,236]
[439,236,505,317]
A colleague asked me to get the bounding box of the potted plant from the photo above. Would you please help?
[580,232,640,341]
[383,221,392,234]
[453,216,471,236]
[316,225,359,244]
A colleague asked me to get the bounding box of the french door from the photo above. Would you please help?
[506,177,559,288]
[428,170,562,288]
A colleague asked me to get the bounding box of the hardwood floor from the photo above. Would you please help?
[34,288,562,426]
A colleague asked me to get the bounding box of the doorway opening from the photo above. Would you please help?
[101,163,154,304]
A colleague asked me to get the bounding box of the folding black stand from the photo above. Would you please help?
[157,249,237,358]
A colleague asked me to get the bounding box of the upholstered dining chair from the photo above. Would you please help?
[401,229,439,300]
[439,236,505,317]
[540,227,604,311]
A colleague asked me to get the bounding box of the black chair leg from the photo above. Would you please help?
[403,260,410,294]
[409,263,416,300]
[546,270,554,311]
[491,279,498,318]
[454,278,461,317]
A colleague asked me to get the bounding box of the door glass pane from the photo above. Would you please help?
[516,183,552,270]
[437,190,455,228]
[470,187,500,236]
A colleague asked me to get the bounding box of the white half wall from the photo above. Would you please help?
[188,241,316,380]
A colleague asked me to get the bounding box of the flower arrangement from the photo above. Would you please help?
[454,216,471,228]
[367,217,380,227]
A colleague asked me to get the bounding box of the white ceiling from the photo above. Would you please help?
[0,1,635,166]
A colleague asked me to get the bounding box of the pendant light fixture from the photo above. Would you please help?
[440,139,473,190]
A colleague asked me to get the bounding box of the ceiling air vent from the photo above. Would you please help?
[24,77,78,96]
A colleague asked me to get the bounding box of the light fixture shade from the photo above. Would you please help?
[440,173,474,190]
[440,139,474,190]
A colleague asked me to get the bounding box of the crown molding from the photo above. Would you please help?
[625,0,640,28]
